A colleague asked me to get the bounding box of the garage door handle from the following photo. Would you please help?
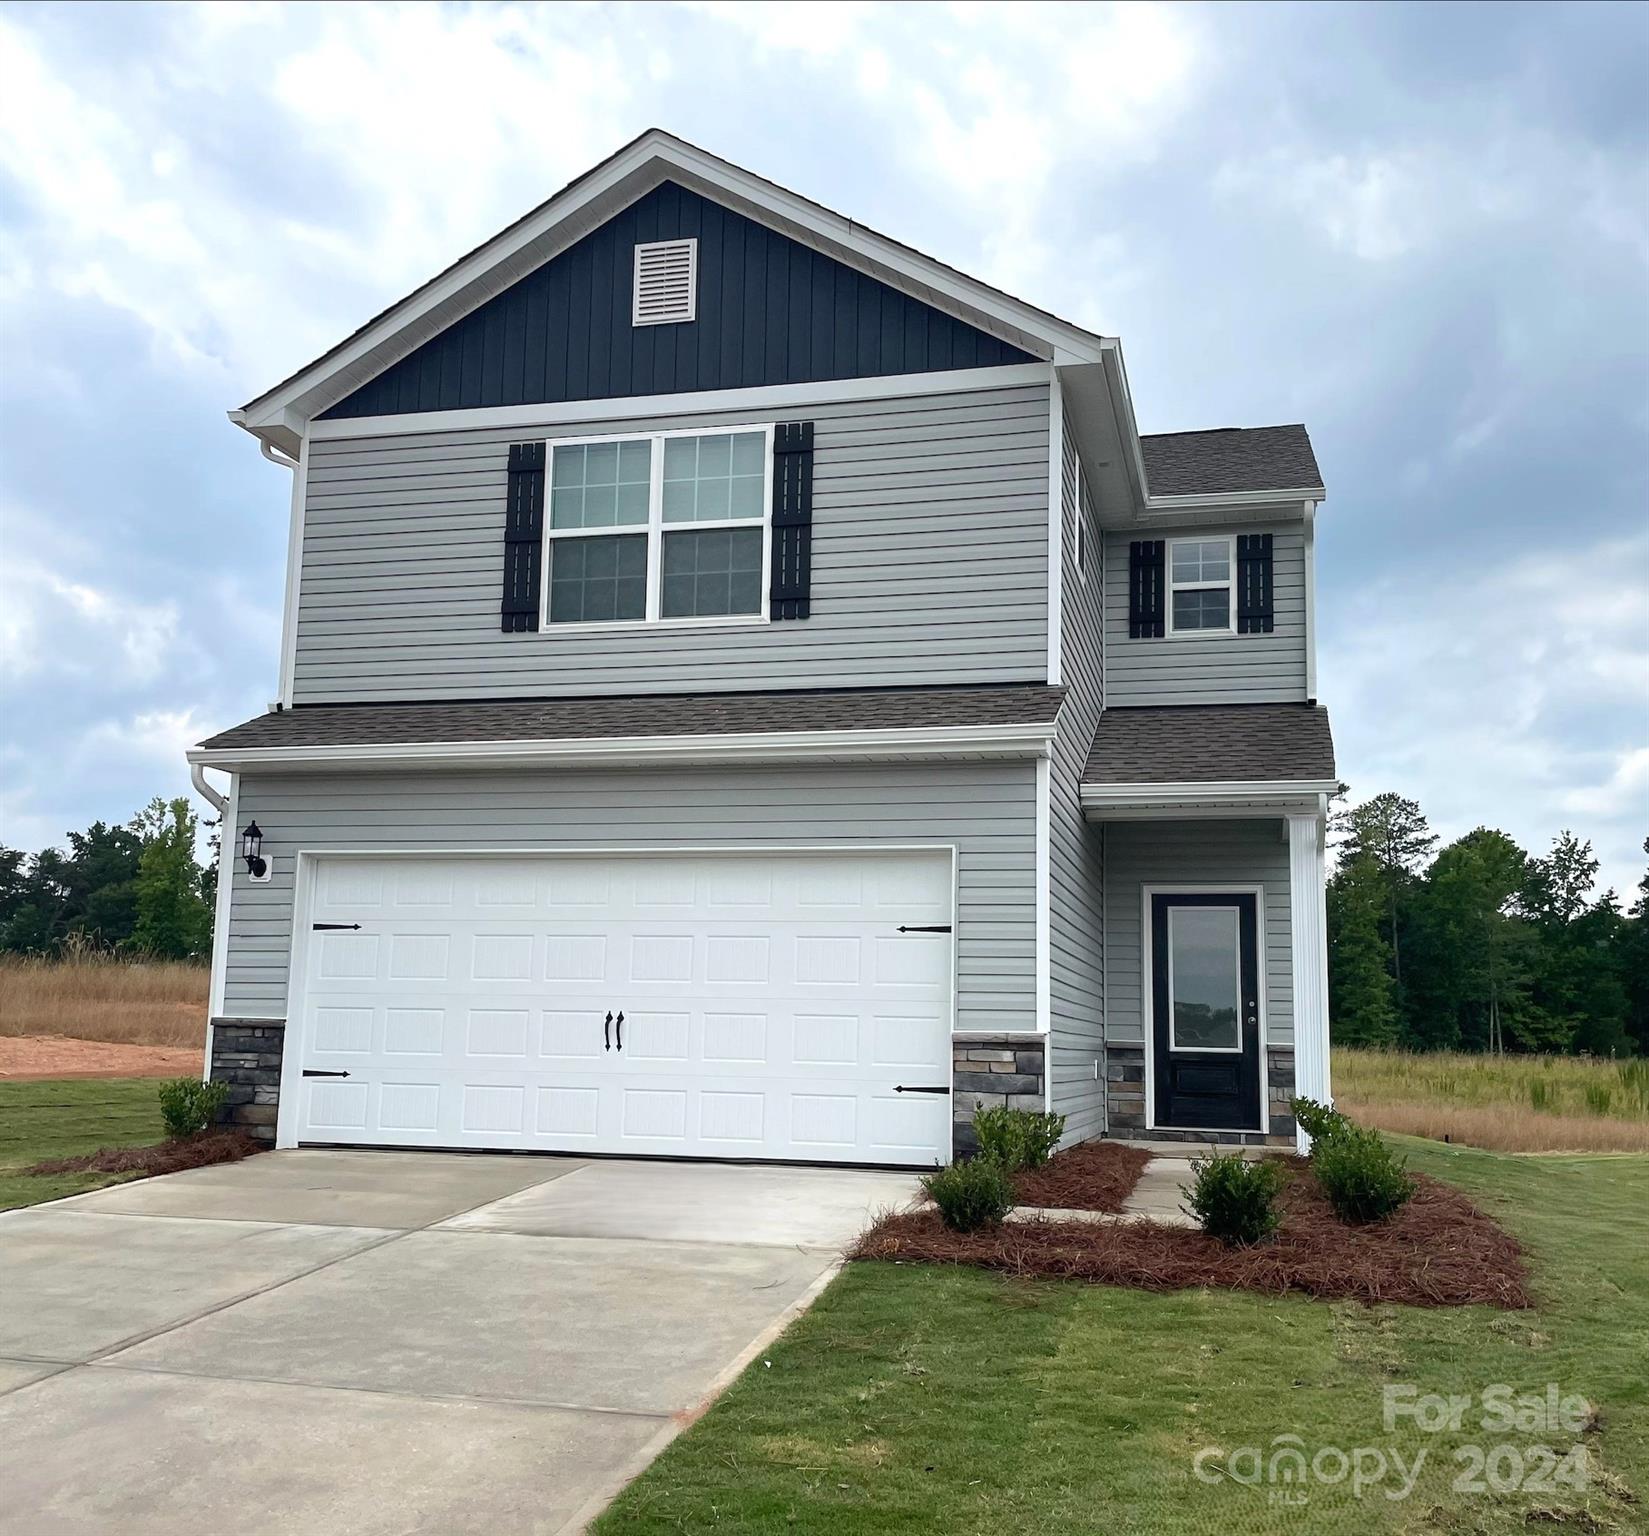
[615,1012,624,1051]
[894,1084,950,1094]
[604,1011,612,1051]
[303,1069,350,1079]
[896,925,951,934]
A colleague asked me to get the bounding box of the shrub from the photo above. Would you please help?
[922,1158,1016,1232]
[1311,1124,1415,1224]
[1290,1096,1350,1148]
[1183,1150,1287,1247]
[157,1077,229,1139]
[971,1105,1067,1170]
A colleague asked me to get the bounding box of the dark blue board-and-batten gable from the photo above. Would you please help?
[321,180,1035,419]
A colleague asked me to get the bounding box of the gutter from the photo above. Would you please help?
[1080,778,1340,811]
[187,720,1060,776]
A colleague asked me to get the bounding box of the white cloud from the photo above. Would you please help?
[1324,532,1649,901]
[1561,748,1649,821]
[0,551,180,684]
[78,708,208,771]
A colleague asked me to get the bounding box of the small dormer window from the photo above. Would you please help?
[633,238,697,326]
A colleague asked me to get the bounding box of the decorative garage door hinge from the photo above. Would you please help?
[302,1069,351,1078]
[312,923,362,931]
[896,924,951,934]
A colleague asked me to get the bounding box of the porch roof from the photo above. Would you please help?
[1080,704,1337,817]
[189,684,1065,773]
[1083,703,1335,785]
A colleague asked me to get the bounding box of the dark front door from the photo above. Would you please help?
[1151,893,1262,1132]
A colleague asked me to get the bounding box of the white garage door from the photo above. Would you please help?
[288,850,954,1166]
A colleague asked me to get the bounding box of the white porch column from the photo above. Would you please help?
[1287,810,1332,1153]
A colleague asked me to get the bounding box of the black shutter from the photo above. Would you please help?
[1236,533,1274,633]
[769,421,814,621]
[1128,540,1165,638]
[500,441,545,632]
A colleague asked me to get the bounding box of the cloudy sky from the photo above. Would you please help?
[2,1,1646,896]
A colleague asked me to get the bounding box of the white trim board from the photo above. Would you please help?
[190,720,1059,774]
[1140,883,1270,1136]
[1034,755,1051,1034]
[305,363,1052,443]
[275,438,308,709]
[1046,375,1064,686]
[203,772,240,1080]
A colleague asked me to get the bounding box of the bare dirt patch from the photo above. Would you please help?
[1009,1140,1153,1212]
[25,1128,263,1178]
[858,1167,1530,1309]
[0,1035,203,1081]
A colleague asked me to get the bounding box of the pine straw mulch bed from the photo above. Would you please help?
[26,1129,265,1179]
[1006,1139,1154,1212]
[862,1165,1531,1309]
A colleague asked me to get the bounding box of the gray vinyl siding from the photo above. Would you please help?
[1047,412,1106,1143]
[293,381,1051,702]
[223,759,1038,1034]
[1102,818,1294,1048]
[1102,522,1307,705]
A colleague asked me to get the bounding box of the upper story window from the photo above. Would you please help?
[1168,536,1235,633]
[543,426,771,629]
[632,238,697,326]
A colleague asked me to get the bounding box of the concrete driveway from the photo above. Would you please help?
[0,1150,918,1535]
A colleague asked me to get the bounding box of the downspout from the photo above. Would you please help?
[191,761,229,815]
[260,439,299,472]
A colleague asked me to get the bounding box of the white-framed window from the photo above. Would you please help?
[632,238,697,326]
[541,425,773,630]
[1168,535,1236,634]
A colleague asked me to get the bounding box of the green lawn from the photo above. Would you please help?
[597,1139,1648,1534]
[0,1078,167,1210]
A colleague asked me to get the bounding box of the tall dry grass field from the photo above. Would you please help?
[0,955,208,1049]
[1336,1047,1649,1153]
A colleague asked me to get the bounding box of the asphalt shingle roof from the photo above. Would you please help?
[1140,425,1323,498]
[198,685,1066,752]
[1083,704,1336,785]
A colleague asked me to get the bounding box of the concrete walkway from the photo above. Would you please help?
[1009,1153,1199,1228]
[0,1150,918,1535]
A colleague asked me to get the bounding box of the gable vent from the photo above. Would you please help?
[632,238,697,326]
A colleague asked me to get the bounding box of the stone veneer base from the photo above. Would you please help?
[209,1019,286,1144]
[1103,1043,1297,1149]
[950,1034,1047,1158]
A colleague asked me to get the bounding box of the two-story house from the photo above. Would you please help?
[188,131,1337,1165]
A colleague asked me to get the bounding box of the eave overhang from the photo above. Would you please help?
[188,721,1059,776]
[1080,781,1339,821]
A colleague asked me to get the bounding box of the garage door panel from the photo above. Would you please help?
[292,850,957,1165]
[541,1009,606,1060]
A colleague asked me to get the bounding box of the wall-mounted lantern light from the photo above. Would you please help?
[240,822,267,880]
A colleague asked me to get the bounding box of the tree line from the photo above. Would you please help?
[1329,793,1648,1057]
[2,788,1643,1055]
[0,798,215,961]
